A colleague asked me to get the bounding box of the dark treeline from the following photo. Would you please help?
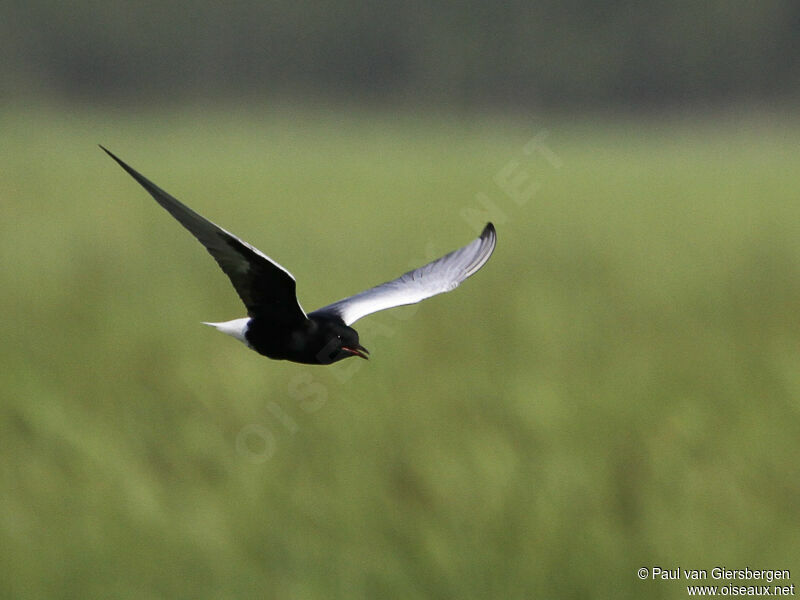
[2,0,799,108]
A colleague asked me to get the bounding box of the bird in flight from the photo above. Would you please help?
[101,147,496,365]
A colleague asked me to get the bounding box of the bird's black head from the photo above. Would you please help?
[312,320,369,364]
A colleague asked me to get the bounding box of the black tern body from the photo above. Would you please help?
[102,147,496,365]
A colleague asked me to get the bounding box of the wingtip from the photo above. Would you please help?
[99,144,121,163]
[479,222,497,267]
[99,146,148,184]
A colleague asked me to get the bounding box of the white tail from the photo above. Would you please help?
[202,318,251,346]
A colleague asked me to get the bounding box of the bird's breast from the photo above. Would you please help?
[245,318,321,363]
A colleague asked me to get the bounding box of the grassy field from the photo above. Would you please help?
[1,105,799,598]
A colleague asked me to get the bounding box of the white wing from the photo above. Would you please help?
[310,223,496,325]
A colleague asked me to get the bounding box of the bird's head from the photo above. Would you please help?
[314,321,369,364]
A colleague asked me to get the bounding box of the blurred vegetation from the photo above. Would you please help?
[1,1,799,107]
[1,105,799,598]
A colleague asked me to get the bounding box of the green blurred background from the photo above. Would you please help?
[2,2,800,599]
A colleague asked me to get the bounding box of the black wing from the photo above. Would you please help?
[102,146,307,324]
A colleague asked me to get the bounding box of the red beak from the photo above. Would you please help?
[342,344,370,359]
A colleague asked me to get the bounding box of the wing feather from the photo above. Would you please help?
[102,146,307,323]
[311,224,496,325]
